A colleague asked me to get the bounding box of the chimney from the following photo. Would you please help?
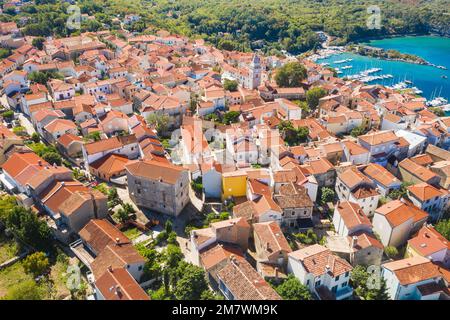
[274,267,279,279]
[266,241,270,251]
[38,160,42,166]
[107,265,112,272]
[61,181,65,186]
[1,133,4,139]
[351,236,358,248]
[115,237,120,245]
[325,264,330,273]
[53,162,57,168]
[115,285,122,297]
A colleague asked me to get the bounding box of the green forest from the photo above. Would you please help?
[1,0,449,54]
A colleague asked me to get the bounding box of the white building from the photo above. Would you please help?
[287,244,353,300]
[382,256,446,300]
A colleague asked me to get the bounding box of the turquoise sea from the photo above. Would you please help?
[317,36,450,101]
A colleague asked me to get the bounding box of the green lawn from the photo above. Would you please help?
[0,248,75,299]
[0,235,18,264]
[123,227,141,240]
[0,260,35,298]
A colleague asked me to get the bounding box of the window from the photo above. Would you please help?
[345,271,349,278]
[342,282,347,288]
[335,275,340,281]
[138,266,143,271]
[315,280,321,287]
[332,285,337,293]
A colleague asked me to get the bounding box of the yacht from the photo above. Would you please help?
[427,97,448,107]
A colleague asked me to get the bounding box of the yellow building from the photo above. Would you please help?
[222,171,247,200]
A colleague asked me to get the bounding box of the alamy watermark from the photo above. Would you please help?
[367,5,382,30]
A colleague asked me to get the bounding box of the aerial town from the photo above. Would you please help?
[0,10,449,302]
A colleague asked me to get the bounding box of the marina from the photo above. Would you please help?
[311,36,450,101]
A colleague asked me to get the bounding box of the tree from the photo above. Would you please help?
[86,131,101,142]
[6,206,52,252]
[122,203,136,214]
[388,182,413,200]
[351,265,390,300]
[165,220,173,234]
[146,113,170,136]
[28,71,62,84]
[222,111,241,125]
[306,87,327,109]
[320,187,335,204]
[223,79,238,92]
[275,62,307,87]
[277,120,308,146]
[0,195,18,222]
[275,275,312,300]
[435,219,450,240]
[0,48,11,59]
[32,37,45,50]
[297,126,309,142]
[295,229,319,245]
[429,107,445,117]
[31,132,40,143]
[201,290,224,300]
[42,151,62,166]
[1,110,14,121]
[22,251,50,277]
[173,263,209,300]
[115,208,129,223]
[350,126,366,138]
[4,280,43,300]
[384,246,399,259]
[107,187,121,208]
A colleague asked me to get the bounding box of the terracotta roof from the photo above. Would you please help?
[348,231,383,250]
[335,201,371,230]
[289,244,352,277]
[361,163,400,187]
[358,130,398,146]
[199,243,244,271]
[125,159,185,185]
[407,182,444,202]
[44,118,77,134]
[91,243,145,279]
[342,140,369,156]
[79,219,131,254]
[1,152,49,186]
[95,268,149,300]
[274,183,313,209]
[375,200,428,228]
[408,225,450,257]
[38,180,89,214]
[90,154,130,176]
[305,157,334,175]
[410,154,434,167]
[339,167,373,189]
[84,135,137,155]
[253,221,292,256]
[57,133,82,148]
[426,144,450,162]
[399,159,439,183]
[382,256,442,285]
[217,259,281,300]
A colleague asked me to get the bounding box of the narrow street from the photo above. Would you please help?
[17,113,36,135]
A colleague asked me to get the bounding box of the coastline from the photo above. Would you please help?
[351,32,450,44]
